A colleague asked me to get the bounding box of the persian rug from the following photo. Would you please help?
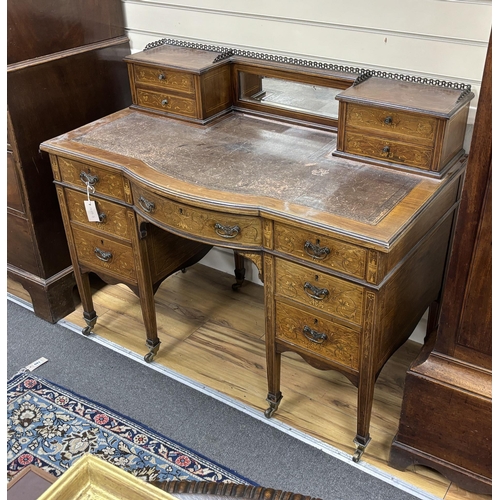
[7,372,256,485]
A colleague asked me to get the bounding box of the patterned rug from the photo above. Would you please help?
[7,372,256,485]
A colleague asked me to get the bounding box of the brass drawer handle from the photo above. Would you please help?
[161,98,169,107]
[303,325,328,344]
[98,212,107,223]
[139,196,155,213]
[304,241,330,260]
[304,282,329,300]
[80,171,99,187]
[158,73,166,81]
[94,247,112,262]
[384,116,393,125]
[214,223,240,239]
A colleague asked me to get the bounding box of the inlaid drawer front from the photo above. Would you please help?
[344,131,433,170]
[132,185,262,247]
[65,189,132,240]
[133,64,195,94]
[346,104,437,145]
[275,259,364,326]
[72,228,136,282]
[58,157,127,200]
[136,89,197,118]
[274,223,367,280]
[276,301,359,370]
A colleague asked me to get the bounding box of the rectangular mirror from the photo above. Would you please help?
[239,72,342,119]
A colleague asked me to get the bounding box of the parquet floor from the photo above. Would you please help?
[7,265,491,500]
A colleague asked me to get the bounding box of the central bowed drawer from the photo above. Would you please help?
[132,184,262,247]
[275,301,360,370]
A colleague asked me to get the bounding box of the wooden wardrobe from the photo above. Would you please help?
[7,0,132,322]
[389,34,492,495]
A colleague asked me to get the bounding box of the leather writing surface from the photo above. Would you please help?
[74,112,419,225]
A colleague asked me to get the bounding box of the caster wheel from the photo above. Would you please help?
[144,352,155,363]
[82,326,92,336]
[264,407,275,419]
[232,283,241,291]
[352,450,362,463]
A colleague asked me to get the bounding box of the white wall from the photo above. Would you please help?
[121,0,491,342]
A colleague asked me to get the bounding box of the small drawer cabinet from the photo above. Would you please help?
[334,77,473,176]
[125,44,232,124]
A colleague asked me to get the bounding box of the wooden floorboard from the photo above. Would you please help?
[7,266,491,500]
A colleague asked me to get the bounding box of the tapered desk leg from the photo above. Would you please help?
[353,371,375,462]
[77,272,98,336]
[135,221,160,363]
[263,254,282,417]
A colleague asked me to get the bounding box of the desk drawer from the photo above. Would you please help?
[276,301,359,370]
[132,185,262,247]
[65,189,132,240]
[275,259,364,326]
[133,64,195,94]
[58,157,127,201]
[345,103,437,146]
[344,131,433,170]
[136,88,197,118]
[72,227,136,282]
[274,223,367,279]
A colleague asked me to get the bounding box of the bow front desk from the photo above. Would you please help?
[40,43,472,461]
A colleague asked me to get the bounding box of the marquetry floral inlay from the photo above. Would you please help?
[345,134,433,169]
[274,225,366,279]
[347,105,436,142]
[137,90,196,117]
[135,66,194,93]
[276,268,363,324]
[58,158,125,200]
[276,304,359,369]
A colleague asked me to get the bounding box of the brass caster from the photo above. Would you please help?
[352,449,363,463]
[264,406,276,419]
[82,326,93,336]
[352,436,371,463]
[144,339,160,363]
[232,282,243,291]
[144,352,155,363]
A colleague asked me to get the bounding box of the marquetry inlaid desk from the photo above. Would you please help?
[40,41,472,462]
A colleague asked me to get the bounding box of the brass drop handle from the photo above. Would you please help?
[303,325,328,344]
[304,241,330,260]
[384,116,393,125]
[161,98,169,107]
[304,282,329,300]
[214,223,240,238]
[80,171,99,187]
[94,247,112,262]
[139,196,155,213]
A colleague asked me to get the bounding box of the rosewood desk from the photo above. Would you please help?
[40,43,471,462]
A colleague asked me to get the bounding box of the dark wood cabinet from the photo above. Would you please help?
[389,34,492,495]
[7,0,132,322]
